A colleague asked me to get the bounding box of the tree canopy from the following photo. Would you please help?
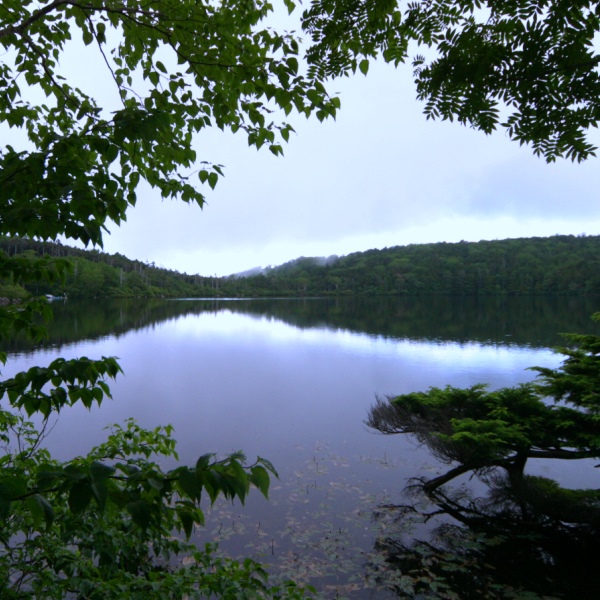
[3,234,600,299]
[0,0,337,246]
[368,319,600,492]
[303,0,600,161]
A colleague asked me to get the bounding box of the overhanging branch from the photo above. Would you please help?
[0,0,69,39]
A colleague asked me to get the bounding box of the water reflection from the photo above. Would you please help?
[6,296,600,355]
[369,473,600,599]
[2,297,598,597]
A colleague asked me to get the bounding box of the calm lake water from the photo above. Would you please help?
[5,296,600,597]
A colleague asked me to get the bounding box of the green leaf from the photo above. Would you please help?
[0,496,10,520]
[249,465,270,498]
[196,453,214,472]
[27,494,54,530]
[177,467,202,501]
[90,461,116,480]
[148,477,165,491]
[68,480,93,513]
[359,59,369,75]
[287,57,299,73]
[96,22,106,44]
[104,144,119,165]
[90,480,108,511]
[0,480,19,519]
[36,467,64,492]
[127,500,152,529]
[207,172,218,190]
[179,510,195,539]
[257,456,279,478]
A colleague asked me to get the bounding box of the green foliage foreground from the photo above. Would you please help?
[0,415,303,598]
[0,301,305,597]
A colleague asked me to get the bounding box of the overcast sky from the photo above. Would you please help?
[17,9,600,276]
[102,57,599,276]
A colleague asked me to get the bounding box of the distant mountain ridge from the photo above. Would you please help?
[1,234,599,298]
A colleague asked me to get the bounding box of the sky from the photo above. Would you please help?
[101,57,599,276]
[11,7,600,276]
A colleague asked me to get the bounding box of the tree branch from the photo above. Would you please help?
[85,12,126,109]
[528,448,600,460]
[0,0,69,39]
[21,32,79,110]
[422,462,479,495]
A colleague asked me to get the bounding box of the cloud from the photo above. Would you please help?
[463,152,600,220]
[95,58,600,275]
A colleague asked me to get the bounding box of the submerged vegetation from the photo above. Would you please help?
[2,233,600,299]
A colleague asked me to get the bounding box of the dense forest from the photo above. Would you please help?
[1,234,599,299]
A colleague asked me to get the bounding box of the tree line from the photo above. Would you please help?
[256,235,600,296]
[2,234,599,299]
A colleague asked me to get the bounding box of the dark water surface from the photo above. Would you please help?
[5,296,599,597]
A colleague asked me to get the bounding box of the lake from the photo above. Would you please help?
[4,296,599,597]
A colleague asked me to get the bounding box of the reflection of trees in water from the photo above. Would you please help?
[7,296,600,355]
[369,475,600,599]
[5,298,228,355]
[366,325,600,599]
[228,296,600,348]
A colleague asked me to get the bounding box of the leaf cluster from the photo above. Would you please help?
[1,0,338,247]
[0,412,294,597]
[303,0,600,161]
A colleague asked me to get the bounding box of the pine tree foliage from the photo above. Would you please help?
[366,316,600,598]
[367,313,600,495]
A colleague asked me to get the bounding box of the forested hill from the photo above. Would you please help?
[259,235,600,296]
[1,234,599,298]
